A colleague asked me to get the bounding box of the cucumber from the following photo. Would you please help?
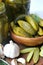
[39,20,43,27]
[10,21,16,29]
[30,14,41,23]
[40,50,43,57]
[40,46,43,57]
[40,46,43,50]
[21,48,36,54]
[25,15,39,31]
[38,27,43,36]
[18,20,36,35]
[33,48,39,64]
[10,21,32,37]
[26,50,34,62]
[13,27,32,37]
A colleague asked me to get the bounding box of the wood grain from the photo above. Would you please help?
[6,57,43,65]
[5,43,43,65]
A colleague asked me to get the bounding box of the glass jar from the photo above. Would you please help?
[0,2,9,43]
[0,0,2,2]
[3,0,30,22]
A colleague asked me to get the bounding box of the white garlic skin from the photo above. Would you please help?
[3,40,20,58]
[11,59,17,65]
[17,58,26,65]
[0,44,4,58]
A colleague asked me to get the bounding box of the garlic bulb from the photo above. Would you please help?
[0,44,4,58]
[11,59,17,65]
[3,40,20,58]
[17,58,26,65]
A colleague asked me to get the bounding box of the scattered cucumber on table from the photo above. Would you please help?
[26,50,34,62]
[40,46,43,57]
[21,47,43,64]
[33,48,39,64]
[21,48,36,53]
[21,47,39,64]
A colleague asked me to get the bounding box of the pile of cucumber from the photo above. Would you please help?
[21,46,43,64]
[10,14,43,37]
[21,47,39,64]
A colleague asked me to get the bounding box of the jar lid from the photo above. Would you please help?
[0,2,6,14]
[6,0,30,4]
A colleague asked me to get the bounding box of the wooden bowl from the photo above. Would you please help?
[10,31,43,46]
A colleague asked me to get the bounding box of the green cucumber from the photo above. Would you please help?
[21,48,35,53]
[25,15,39,31]
[26,50,34,62]
[18,20,36,35]
[33,48,39,64]
[30,14,41,23]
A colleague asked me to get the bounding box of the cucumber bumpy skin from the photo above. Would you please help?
[26,50,34,62]
[30,14,41,23]
[20,48,36,54]
[13,27,32,37]
[33,48,39,64]
[39,20,43,27]
[40,46,43,57]
[17,20,36,35]
[10,21,32,37]
[38,27,43,36]
[25,15,39,31]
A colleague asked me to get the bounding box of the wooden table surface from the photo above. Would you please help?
[6,57,43,65]
[5,43,43,65]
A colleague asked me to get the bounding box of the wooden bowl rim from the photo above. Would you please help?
[11,31,43,46]
[11,31,43,40]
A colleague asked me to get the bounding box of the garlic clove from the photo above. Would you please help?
[9,40,20,58]
[17,58,26,65]
[9,41,20,58]
[3,44,11,57]
[11,59,17,65]
[9,40,14,45]
[0,44,3,54]
[13,44,20,57]
[0,44,5,59]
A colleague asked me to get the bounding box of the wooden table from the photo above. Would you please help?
[5,43,43,65]
[5,57,43,65]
